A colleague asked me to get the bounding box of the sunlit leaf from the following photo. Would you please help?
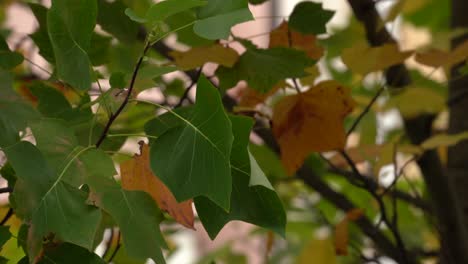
[272,81,355,174]
[121,143,195,229]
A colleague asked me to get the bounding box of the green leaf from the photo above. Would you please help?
[125,8,148,23]
[110,72,127,89]
[97,0,139,43]
[217,45,315,92]
[38,243,105,264]
[249,144,287,181]
[0,36,23,69]
[194,0,254,40]
[194,115,286,239]
[289,1,334,35]
[0,51,23,70]
[0,70,40,148]
[88,33,112,66]
[47,0,97,90]
[249,0,269,4]
[147,76,233,210]
[86,176,166,264]
[146,0,207,22]
[4,142,101,261]
[29,3,55,62]
[28,82,71,118]
[166,10,213,47]
[138,65,178,79]
[0,226,11,248]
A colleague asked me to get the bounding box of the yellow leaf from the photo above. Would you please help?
[169,44,239,70]
[341,43,413,76]
[273,80,355,175]
[269,21,324,60]
[421,132,468,150]
[297,238,337,264]
[384,87,445,118]
[299,66,321,87]
[415,39,468,68]
[334,208,364,256]
[120,142,195,229]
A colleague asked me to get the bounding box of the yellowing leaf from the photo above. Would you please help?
[334,208,364,256]
[273,80,355,175]
[120,143,195,229]
[341,43,413,76]
[421,132,468,150]
[297,238,337,264]
[239,81,285,107]
[384,87,445,118]
[415,39,468,68]
[269,21,324,60]
[169,44,239,70]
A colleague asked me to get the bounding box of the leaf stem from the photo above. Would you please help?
[107,133,158,140]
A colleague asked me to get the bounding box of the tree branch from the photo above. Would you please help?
[95,42,151,148]
[346,0,468,262]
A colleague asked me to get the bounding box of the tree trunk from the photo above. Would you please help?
[448,0,468,261]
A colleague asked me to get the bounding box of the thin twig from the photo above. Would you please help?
[346,86,385,136]
[95,42,151,148]
[107,231,121,263]
[0,187,12,194]
[0,208,13,225]
[174,67,203,108]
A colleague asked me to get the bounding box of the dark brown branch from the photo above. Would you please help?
[0,187,12,194]
[174,67,203,108]
[95,43,151,148]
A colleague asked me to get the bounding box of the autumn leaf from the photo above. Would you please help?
[169,44,239,70]
[120,142,195,229]
[341,43,413,76]
[269,21,324,60]
[297,237,337,264]
[415,39,468,68]
[272,80,355,175]
[238,81,285,107]
[335,208,364,255]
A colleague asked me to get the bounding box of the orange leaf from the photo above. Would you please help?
[269,21,324,60]
[334,208,364,256]
[120,142,195,229]
[272,81,355,175]
[239,82,284,107]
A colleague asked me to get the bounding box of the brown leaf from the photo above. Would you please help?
[341,43,413,76]
[269,21,324,60]
[169,44,239,70]
[120,142,195,229]
[239,81,284,107]
[272,81,355,175]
